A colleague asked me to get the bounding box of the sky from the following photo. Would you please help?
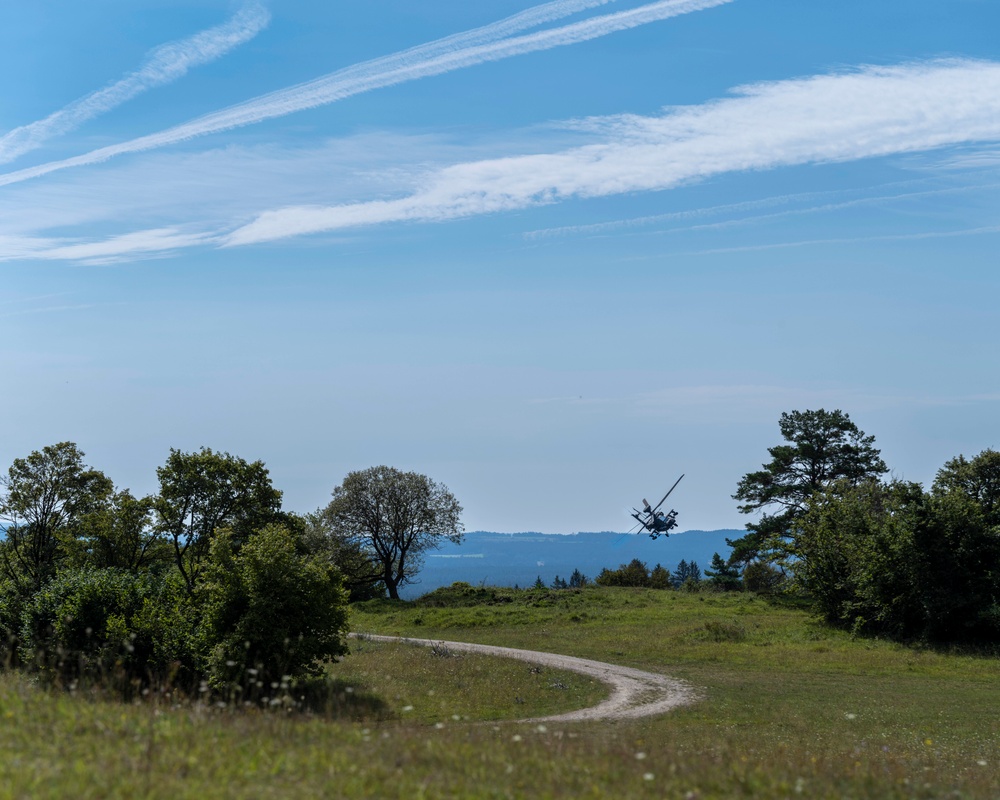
[2,0,998,534]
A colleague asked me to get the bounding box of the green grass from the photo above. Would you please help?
[330,636,606,723]
[1,585,999,798]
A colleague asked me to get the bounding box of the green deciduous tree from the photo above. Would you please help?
[596,559,651,588]
[70,490,170,573]
[324,466,463,600]
[154,448,285,592]
[796,451,1000,643]
[917,456,1000,641]
[0,443,113,593]
[932,449,1000,527]
[731,409,887,569]
[649,563,672,589]
[299,510,385,601]
[796,479,925,634]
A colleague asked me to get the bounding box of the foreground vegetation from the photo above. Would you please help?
[2,586,998,798]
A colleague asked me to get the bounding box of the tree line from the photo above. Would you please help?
[0,444,462,695]
[726,409,1000,643]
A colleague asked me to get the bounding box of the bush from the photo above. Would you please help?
[196,524,350,693]
[596,559,651,587]
[416,582,516,607]
[18,567,191,686]
[743,561,785,595]
[0,578,25,668]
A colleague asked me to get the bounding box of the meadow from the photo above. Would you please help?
[2,585,999,798]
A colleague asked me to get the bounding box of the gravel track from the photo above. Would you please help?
[354,634,701,722]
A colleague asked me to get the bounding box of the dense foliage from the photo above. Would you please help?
[1,444,352,697]
[735,410,999,643]
[796,452,1000,642]
[594,559,699,589]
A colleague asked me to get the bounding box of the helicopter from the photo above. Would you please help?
[630,474,684,540]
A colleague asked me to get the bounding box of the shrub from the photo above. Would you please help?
[18,567,191,686]
[649,564,672,589]
[743,561,785,595]
[415,583,516,607]
[196,524,349,692]
[596,559,651,587]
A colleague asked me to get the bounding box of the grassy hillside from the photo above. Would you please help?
[2,585,998,798]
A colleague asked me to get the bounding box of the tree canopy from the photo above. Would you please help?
[730,409,887,568]
[154,447,285,591]
[0,442,113,592]
[323,466,463,600]
[2,442,351,693]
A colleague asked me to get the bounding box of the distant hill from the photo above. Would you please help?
[401,529,740,599]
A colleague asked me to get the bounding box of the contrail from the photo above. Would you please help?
[0,0,733,189]
[0,1,270,165]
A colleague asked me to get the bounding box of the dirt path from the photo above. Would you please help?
[355,634,701,722]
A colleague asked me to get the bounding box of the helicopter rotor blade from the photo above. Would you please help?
[650,474,685,514]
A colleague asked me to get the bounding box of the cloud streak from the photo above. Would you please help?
[0,2,270,165]
[540,179,1000,240]
[0,0,732,188]
[4,228,218,266]
[225,60,1000,245]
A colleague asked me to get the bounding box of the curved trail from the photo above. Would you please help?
[354,634,700,722]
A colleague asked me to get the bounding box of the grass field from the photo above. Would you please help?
[1,584,999,798]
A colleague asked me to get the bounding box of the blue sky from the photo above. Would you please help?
[2,0,998,533]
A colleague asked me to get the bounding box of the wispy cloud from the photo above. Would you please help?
[225,59,1000,245]
[0,227,217,265]
[521,176,968,239]
[0,0,732,189]
[0,2,270,166]
[678,224,1000,256]
[543,179,1000,240]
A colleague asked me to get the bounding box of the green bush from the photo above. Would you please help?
[0,578,24,668]
[196,524,350,693]
[415,582,516,607]
[596,559,651,587]
[18,567,191,685]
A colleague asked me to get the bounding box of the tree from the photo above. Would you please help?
[71,490,170,573]
[154,448,285,592]
[932,449,1000,528]
[917,459,1000,641]
[596,559,650,588]
[300,510,385,601]
[324,466,463,600]
[795,469,1000,642]
[568,568,589,588]
[0,443,113,592]
[649,563,672,589]
[672,559,701,588]
[731,409,887,569]
[704,552,742,591]
[795,479,924,633]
